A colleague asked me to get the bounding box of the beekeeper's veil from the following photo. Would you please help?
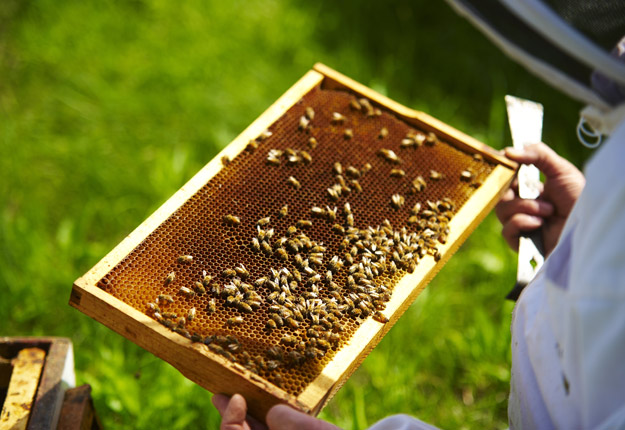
[447,0,625,146]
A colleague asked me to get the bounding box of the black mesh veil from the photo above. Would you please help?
[447,0,625,108]
[544,0,625,49]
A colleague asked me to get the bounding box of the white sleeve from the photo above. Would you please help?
[555,120,625,429]
[508,120,625,430]
[367,414,441,430]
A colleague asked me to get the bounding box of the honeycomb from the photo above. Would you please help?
[97,85,495,396]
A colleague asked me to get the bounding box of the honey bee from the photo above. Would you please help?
[379,127,389,139]
[426,132,438,145]
[359,98,374,116]
[261,240,273,255]
[378,148,402,164]
[327,184,342,201]
[206,299,216,314]
[390,169,406,177]
[429,170,443,180]
[177,255,193,264]
[309,256,323,266]
[221,155,231,166]
[227,316,244,326]
[179,286,195,298]
[208,343,226,356]
[343,129,353,139]
[299,115,310,130]
[257,216,271,226]
[266,149,282,166]
[373,311,389,323]
[333,162,343,175]
[350,308,362,317]
[275,247,289,261]
[267,360,281,371]
[165,272,176,285]
[434,250,442,262]
[222,268,237,278]
[300,150,312,164]
[400,138,415,148]
[412,176,427,192]
[305,106,315,120]
[296,220,312,229]
[349,99,362,111]
[174,327,190,338]
[308,137,318,148]
[346,213,354,227]
[258,129,273,141]
[362,162,373,173]
[270,313,284,327]
[193,281,206,295]
[350,179,362,192]
[426,200,439,211]
[391,194,405,209]
[275,206,288,220]
[250,237,261,253]
[346,166,360,178]
[407,130,425,145]
[265,319,277,331]
[246,139,259,152]
[159,318,173,329]
[287,176,301,189]
[286,151,301,165]
[317,339,331,350]
[328,256,343,273]
[460,169,473,181]
[238,302,253,313]
[158,294,174,304]
[223,214,241,225]
[331,112,346,123]
[147,302,160,313]
[187,307,196,321]
[280,335,296,346]
[162,312,177,319]
[235,264,250,279]
[311,206,324,217]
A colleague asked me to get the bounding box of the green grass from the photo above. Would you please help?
[0,1,587,428]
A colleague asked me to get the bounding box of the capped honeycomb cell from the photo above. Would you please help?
[71,64,516,422]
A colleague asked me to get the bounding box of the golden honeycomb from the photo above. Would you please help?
[97,84,495,396]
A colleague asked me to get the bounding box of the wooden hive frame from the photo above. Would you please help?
[70,63,516,422]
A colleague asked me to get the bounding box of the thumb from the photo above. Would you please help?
[266,405,341,430]
[504,142,575,180]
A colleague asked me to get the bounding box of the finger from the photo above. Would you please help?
[266,405,341,430]
[212,394,230,416]
[504,143,577,180]
[498,187,516,204]
[501,214,544,251]
[218,394,249,430]
[495,198,553,224]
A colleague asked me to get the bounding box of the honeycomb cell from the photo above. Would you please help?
[98,85,495,396]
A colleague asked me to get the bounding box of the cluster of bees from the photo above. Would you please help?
[141,95,472,389]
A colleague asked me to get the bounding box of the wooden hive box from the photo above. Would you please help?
[70,63,516,422]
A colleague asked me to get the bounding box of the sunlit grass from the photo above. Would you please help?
[0,0,584,428]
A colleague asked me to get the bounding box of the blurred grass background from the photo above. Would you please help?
[0,0,590,428]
